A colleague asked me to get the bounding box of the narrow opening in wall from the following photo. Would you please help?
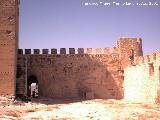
[31,83,38,98]
[27,75,38,98]
[129,49,134,61]
[149,63,154,76]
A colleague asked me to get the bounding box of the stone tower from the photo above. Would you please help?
[117,37,143,68]
[0,0,19,96]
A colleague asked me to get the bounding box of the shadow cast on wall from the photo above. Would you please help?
[16,49,124,103]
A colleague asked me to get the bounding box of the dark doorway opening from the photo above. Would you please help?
[27,75,38,98]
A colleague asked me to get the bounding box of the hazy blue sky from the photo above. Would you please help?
[19,0,160,55]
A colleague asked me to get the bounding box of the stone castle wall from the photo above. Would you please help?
[0,0,19,96]
[124,52,160,103]
[17,48,124,99]
[0,0,160,104]
[17,38,157,102]
[15,39,160,103]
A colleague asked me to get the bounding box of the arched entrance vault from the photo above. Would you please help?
[27,75,38,97]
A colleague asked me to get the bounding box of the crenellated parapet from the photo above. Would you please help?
[17,47,119,55]
[134,51,160,65]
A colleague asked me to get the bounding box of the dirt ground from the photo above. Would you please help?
[0,97,160,120]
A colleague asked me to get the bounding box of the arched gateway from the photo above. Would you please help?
[27,75,38,97]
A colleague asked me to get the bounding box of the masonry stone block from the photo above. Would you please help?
[60,48,66,54]
[69,48,75,54]
[42,49,49,54]
[138,56,144,64]
[25,49,31,54]
[112,47,118,53]
[149,53,156,62]
[96,48,102,54]
[144,55,150,63]
[104,48,110,54]
[78,48,84,54]
[34,49,40,54]
[156,52,160,61]
[87,48,93,54]
[51,48,57,54]
[18,49,23,54]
